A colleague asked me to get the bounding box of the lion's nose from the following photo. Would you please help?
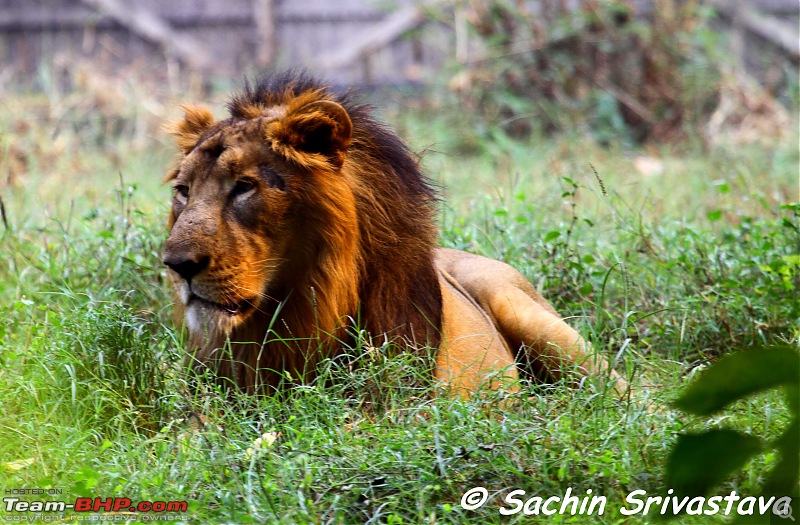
[163,253,210,282]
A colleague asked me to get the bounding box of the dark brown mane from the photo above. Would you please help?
[184,71,443,392]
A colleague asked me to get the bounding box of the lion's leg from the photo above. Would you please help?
[435,248,628,397]
[435,270,519,396]
[484,286,628,393]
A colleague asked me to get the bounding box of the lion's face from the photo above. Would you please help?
[164,121,291,334]
[163,98,354,336]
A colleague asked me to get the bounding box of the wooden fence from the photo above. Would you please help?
[0,0,796,89]
[0,0,445,88]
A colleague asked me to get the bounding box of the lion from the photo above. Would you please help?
[162,70,627,397]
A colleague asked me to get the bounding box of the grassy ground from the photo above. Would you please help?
[0,86,797,524]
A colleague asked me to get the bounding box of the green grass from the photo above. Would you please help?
[0,87,797,524]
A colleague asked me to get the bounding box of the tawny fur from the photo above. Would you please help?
[163,71,627,396]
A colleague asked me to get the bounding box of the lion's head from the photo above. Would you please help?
[163,71,442,392]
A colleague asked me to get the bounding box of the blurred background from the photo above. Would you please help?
[0,0,797,213]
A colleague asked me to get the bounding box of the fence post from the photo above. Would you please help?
[255,0,277,67]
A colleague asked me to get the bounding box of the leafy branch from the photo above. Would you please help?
[666,345,800,519]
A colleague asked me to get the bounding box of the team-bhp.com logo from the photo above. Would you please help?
[4,495,188,519]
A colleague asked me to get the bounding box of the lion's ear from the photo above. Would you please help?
[165,105,216,155]
[268,100,353,169]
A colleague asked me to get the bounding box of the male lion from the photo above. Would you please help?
[162,71,626,397]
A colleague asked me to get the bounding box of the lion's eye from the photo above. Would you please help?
[232,179,256,197]
[174,184,189,199]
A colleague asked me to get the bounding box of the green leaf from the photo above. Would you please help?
[666,430,762,498]
[72,466,100,497]
[762,418,800,497]
[782,254,800,266]
[707,209,723,221]
[781,217,799,231]
[673,346,800,416]
[544,231,561,242]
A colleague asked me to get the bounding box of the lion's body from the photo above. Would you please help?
[163,71,625,396]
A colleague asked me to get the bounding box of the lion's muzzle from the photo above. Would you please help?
[162,201,217,284]
[162,251,210,282]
